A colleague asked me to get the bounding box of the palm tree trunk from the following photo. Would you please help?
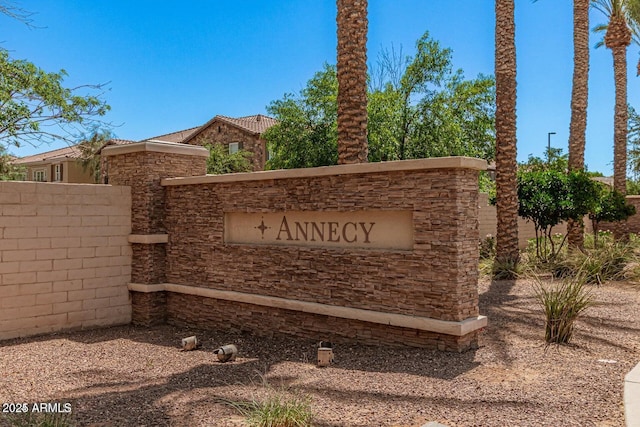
[612,43,628,239]
[336,0,368,164]
[612,44,628,195]
[495,0,519,267]
[567,0,590,249]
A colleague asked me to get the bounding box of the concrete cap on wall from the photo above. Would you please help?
[162,156,488,186]
[101,141,209,158]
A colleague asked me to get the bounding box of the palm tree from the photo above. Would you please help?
[567,0,591,248]
[336,0,368,164]
[495,0,520,269]
[593,0,634,238]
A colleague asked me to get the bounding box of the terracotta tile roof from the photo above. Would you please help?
[15,139,137,164]
[96,138,137,154]
[109,139,137,146]
[216,114,278,135]
[13,145,82,164]
[16,114,277,164]
[183,114,277,143]
[143,126,201,143]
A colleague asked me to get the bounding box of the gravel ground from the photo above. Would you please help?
[0,278,638,427]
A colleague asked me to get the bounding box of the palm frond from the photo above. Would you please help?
[591,0,614,18]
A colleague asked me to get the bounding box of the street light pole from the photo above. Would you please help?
[547,132,556,161]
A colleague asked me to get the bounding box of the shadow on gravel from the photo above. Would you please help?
[0,323,485,425]
[479,279,541,364]
[63,362,267,426]
[53,354,501,427]
[1,323,483,379]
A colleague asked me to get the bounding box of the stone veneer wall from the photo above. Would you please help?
[0,182,132,340]
[160,158,487,351]
[102,142,209,326]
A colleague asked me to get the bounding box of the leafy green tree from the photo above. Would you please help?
[628,105,640,179]
[518,167,598,262]
[370,32,495,162]
[205,143,253,174]
[77,128,114,183]
[392,32,453,160]
[264,32,495,169]
[520,147,569,173]
[625,104,640,192]
[366,85,403,162]
[0,146,24,180]
[264,64,338,169]
[627,179,640,194]
[0,49,110,149]
[589,185,636,246]
[408,72,495,160]
[479,171,496,204]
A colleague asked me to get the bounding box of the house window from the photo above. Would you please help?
[54,164,62,182]
[229,142,240,154]
[33,169,46,182]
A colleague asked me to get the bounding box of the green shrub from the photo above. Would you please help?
[589,187,636,246]
[517,168,599,262]
[535,274,593,344]
[205,143,253,174]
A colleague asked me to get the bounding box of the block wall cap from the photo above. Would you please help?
[102,141,209,158]
[162,157,487,186]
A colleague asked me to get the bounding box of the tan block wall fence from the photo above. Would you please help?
[627,197,640,233]
[478,193,640,248]
[478,192,568,248]
[0,182,132,340]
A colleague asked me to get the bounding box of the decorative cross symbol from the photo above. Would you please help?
[255,218,270,239]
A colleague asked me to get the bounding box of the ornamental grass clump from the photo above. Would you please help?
[245,393,313,427]
[220,383,314,427]
[552,236,639,284]
[2,412,75,427]
[491,258,520,280]
[535,273,593,344]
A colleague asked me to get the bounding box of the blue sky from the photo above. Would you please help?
[2,1,637,175]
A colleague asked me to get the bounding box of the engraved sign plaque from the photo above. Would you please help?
[224,210,413,250]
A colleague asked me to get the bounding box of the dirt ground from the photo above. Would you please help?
[0,278,638,427]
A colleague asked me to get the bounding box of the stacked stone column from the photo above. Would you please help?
[101,142,208,325]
